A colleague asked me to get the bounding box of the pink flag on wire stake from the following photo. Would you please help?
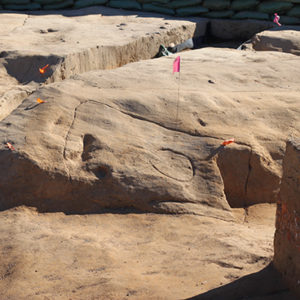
[173,56,180,73]
[273,13,282,26]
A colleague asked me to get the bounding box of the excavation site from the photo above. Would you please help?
[0,3,299,300]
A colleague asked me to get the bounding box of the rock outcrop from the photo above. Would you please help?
[251,27,300,55]
[0,10,300,300]
[0,8,207,121]
[1,47,299,218]
[274,138,300,297]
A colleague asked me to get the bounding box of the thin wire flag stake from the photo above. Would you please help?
[173,56,181,141]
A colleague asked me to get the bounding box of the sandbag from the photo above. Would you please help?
[203,10,234,18]
[168,0,203,9]
[280,15,300,24]
[230,0,259,11]
[73,0,107,9]
[258,2,293,14]
[203,0,230,11]
[4,3,41,9]
[232,11,270,20]
[176,5,208,16]
[43,0,74,9]
[143,3,174,15]
[34,0,64,3]
[108,0,141,10]
[287,5,300,17]
[140,0,170,3]
[2,0,30,4]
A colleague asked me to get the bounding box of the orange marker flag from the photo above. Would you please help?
[222,138,235,146]
[39,64,49,74]
[173,56,180,73]
[5,142,15,151]
[37,98,46,104]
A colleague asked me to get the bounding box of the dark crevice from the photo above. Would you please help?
[63,101,84,160]
[244,148,253,204]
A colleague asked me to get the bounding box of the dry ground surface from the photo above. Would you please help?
[1,204,295,300]
[0,7,299,300]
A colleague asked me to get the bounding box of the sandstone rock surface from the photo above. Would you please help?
[1,9,300,300]
[274,138,300,297]
[0,7,207,121]
[2,47,300,217]
[251,27,300,55]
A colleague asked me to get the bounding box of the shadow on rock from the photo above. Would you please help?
[186,263,298,300]
[3,54,61,84]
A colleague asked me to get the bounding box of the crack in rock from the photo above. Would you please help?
[244,147,253,205]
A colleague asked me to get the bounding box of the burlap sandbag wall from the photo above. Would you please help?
[1,0,300,24]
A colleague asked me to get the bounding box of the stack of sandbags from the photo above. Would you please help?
[1,0,300,25]
[167,0,207,16]
[135,0,232,17]
[137,0,174,15]
[73,0,107,9]
[1,0,41,10]
[0,0,75,10]
[284,3,300,24]
[230,0,267,20]
[133,0,300,24]
[34,0,74,10]
[107,0,141,10]
[201,0,234,18]
[230,0,300,24]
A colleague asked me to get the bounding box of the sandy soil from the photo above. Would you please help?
[1,204,296,300]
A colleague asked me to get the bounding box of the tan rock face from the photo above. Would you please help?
[1,47,299,218]
[274,138,300,297]
[0,10,300,300]
[251,28,300,55]
[0,8,207,121]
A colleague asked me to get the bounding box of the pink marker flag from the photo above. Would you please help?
[273,13,282,26]
[173,56,180,73]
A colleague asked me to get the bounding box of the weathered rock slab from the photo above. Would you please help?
[1,48,299,217]
[0,7,207,120]
[251,27,300,55]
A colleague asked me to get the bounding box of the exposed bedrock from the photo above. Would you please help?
[251,27,300,55]
[1,48,299,218]
[274,138,300,297]
[0,9,207,121]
